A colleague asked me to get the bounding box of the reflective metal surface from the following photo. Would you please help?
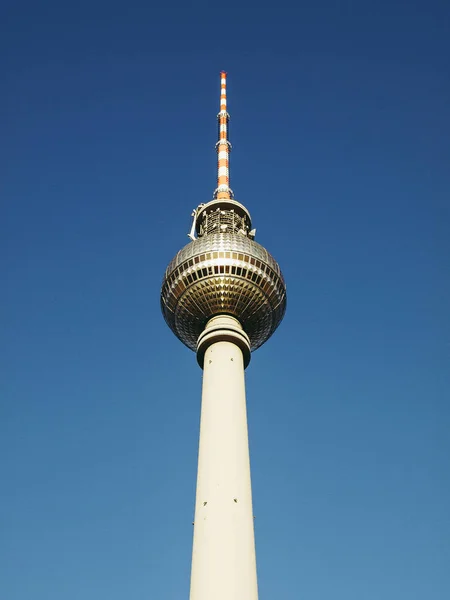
[161,233,286,351]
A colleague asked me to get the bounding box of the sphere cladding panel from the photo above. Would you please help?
[161,233,286,351]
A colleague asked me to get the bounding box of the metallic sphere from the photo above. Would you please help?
[161,232,286,352]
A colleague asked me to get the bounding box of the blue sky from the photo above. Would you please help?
[1,1,449,598]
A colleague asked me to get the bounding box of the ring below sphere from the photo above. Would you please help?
[160,233,287,352]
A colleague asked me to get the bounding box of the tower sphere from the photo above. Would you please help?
[161,200,286,353]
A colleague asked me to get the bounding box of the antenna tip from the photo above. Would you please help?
[220,71,227,77]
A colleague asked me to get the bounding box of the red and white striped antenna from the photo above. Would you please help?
[214,71,233,199]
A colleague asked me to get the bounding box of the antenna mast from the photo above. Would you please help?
[214,71,233,199]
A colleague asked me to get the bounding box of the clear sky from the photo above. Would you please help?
[2,1,449,599]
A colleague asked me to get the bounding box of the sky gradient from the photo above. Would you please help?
[2,1,449,599]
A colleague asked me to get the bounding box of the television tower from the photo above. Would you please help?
[161,72,287,600]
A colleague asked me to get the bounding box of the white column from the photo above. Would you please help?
[190,316,258,600]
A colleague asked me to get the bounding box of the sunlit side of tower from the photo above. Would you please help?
[161,72,286,600]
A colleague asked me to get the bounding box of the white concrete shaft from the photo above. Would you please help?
[190,318,258,600]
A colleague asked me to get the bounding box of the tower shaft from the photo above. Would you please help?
[190,316,258,600]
